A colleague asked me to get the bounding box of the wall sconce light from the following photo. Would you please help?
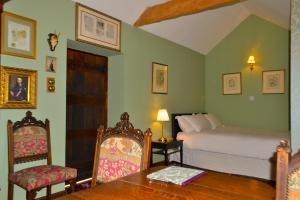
[247,56,255,71]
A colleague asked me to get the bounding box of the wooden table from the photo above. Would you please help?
[57,167,275,200]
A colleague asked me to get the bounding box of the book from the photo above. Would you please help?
[147,166,205,186]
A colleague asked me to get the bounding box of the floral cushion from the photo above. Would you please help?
[9,165,77,191]
[14,126,48,158]
[97,137,142,183]
[288,170,300,200]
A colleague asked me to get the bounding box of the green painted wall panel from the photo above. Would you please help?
[205,15,290,130]
[0,0,204,199]
[291,0,300,150]
[121,24,205,139]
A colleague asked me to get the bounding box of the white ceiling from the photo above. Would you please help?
[74,0,291,55]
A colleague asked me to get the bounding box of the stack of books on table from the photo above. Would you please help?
[147,166,205,186]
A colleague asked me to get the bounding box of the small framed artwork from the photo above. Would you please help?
[152,62,168,94]
[76,4,121,51]
[0,66,37,108]
[1,12,36,59]
[45,56,57,72]
[223,72,242,95]
[47,77,55,93]
[262,70,285,94]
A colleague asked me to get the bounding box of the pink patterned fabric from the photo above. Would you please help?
[288,170,300,199]
[97,137,142,183]
[14,126,48,158]
[9,165,77,191]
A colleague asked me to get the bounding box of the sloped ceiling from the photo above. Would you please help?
[73,0,291,55]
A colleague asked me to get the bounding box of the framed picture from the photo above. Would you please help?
[76,4,121,51]
[0,66,37,108]
[152,62,168,94]
[262,70,285,94]
[45,56,57,72]
[223,73,241,95]
[1,12,36,59]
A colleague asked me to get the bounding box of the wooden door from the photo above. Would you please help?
[66,48,107,180]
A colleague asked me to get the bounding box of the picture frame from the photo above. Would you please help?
[222,72,242,95]
[45,56,57,73]
[262,70,285,94]
[152,62,168,94]
[1,12,36,59]
[0,66,37,108]
[76,4,121,51]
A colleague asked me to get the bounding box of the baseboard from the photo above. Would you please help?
[36,178,92,199]
[36,191,66,200]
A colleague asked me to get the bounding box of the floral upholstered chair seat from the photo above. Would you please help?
[97,137,142,183]
[9,165,77,191]
[288,170,300,200]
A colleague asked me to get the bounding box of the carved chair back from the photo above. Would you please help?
[7,111,52,175]
[276,140,300,200]
[91,112,152,186]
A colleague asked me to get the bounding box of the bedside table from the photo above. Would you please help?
[150,140,183,166]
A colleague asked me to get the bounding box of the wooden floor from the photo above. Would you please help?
[55,166,275,200]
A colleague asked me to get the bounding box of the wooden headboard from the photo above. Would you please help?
[171,113,206,140]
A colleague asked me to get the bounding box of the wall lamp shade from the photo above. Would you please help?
[157,109,169,143]
[157,109,170,121]
[247,56,255,71]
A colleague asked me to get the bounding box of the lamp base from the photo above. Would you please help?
[158,136,167,143]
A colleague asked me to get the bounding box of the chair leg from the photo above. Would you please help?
[69,179,76,193]
[46,185,51,200]
[26,190,37,200]
[8,181,13,200]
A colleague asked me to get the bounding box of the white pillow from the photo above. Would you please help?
[175,116,195,133]
[181,114,212,132]
[204,113,222,129]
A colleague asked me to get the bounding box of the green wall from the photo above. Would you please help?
[122,24,205,139]
[205,15,290,130]
[0,0,205,199]
[291,0,300,150]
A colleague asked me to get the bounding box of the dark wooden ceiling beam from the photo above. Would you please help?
[134,0,242,27]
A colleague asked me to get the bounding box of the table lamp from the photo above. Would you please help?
[157,109,169,143]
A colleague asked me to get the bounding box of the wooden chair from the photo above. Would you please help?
[91,112,152,186]
[7,111,77,200]
[276,140,300,200]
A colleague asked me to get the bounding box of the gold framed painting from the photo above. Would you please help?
[262,70,285,94]
[1,12,36,59]
[76,4,121,51]
[0,66,37,108]
[222,72,242,95]
[152,62,168,94]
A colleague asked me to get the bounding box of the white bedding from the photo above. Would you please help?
[177,126,289,159]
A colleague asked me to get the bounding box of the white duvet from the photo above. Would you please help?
[177,126,290,159]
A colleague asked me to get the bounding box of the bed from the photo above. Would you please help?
[170,113,290,180]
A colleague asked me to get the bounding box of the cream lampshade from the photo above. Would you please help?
[157,109,169,143]
[247,56,255,71]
